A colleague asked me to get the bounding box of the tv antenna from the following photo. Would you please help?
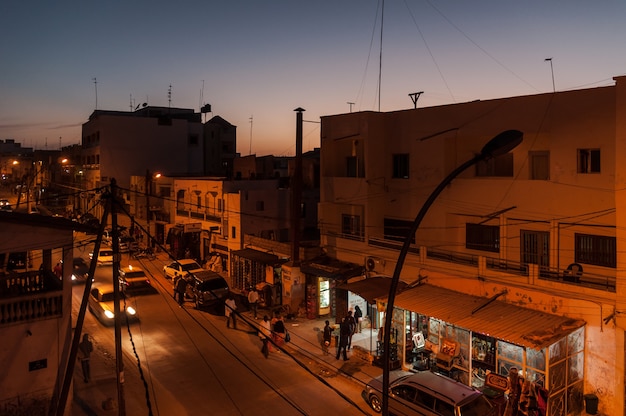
[168,84,172,108]
[409,91,423,109]
[93,77,98,110]
[347,102,355,112]
[249,115,253,155]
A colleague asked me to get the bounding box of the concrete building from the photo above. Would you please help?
[0,212,86,414]
[318,76,626,415]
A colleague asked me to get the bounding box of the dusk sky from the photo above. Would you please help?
[1,1,625,156]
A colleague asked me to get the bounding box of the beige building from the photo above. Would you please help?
[0,212,80,414]
[319,76,626,415]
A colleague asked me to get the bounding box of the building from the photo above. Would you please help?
[0,212,88,413]
[318,76,626,415]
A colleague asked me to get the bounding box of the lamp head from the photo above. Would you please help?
[480,130,523,159]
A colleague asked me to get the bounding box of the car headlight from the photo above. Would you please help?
[104,310,115,319]
[126,306,136,315]
[71,274,78,281]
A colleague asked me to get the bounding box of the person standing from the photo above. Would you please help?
[354,305,363,333]
[504,367,523,416]
[78,333,93,383]
[53,262,62,278]
[247,287,259,319]
[345,310,357,350]
[225,294,237,329]
[322,320,333,355]
[259,315,272,358]
[336,317,351,361]
[174,275,187,307]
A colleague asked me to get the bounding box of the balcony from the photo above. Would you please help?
[0,271,64,325]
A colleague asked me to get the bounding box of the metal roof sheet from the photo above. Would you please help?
[384,284,585,350]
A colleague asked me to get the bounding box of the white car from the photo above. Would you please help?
[163,259,203,280]
[89,248,114,266]
[88,283,138,325]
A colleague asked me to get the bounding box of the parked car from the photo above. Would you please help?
[71,257,91,283]
[0,199,12,212]
[89,248,114,266]
[119,265,153,294]
[362,370,496,415]
[119,236,138,253]
[88,283,137,325]
[185,270,230,309]
[163,259,203,280]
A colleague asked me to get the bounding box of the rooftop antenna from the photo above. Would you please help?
[93,77,98,110]
[378,0,384,112]
[347,102,355,112]
[249,115,253,155]
[545,58,555,92]
[409,91,424,109]
[59,137,62,151]
[168,84,172,108]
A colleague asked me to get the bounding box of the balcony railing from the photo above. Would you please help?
[0,271,64,324]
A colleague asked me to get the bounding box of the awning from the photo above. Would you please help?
[231,248,285,265]
[300,256,363,279]
[383,284,585,350]
[337,277,407,304]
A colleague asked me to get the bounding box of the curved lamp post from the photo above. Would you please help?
[381,129,523,415]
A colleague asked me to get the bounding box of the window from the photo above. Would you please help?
[384,218,415,244]
[475,153,513,177]
[231,226,236,239]
[346,156,358,177]
[392,154,409,179]
[577,149,600,173]
[529,151,550,180]
[256,201,264,211]
[466,223,499,252]
[521,230,549,267]
[341,214,362,239]
[575,233,616,267]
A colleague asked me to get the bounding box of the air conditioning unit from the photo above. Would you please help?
[366,256,384,271]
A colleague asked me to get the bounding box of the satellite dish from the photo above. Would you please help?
[366,257,376,271]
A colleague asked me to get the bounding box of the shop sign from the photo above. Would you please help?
[184,222,202,233]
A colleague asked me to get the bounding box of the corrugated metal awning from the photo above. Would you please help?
[383,284,585,350]
[337,277,407,304]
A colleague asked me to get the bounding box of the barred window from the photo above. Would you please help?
[577,149,600,173]
[384,218,415,244]
[466,223,499,252]
[341,214,362,239]
[575,233,616,268]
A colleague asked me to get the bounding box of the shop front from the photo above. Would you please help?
[230,248,286,307]
[300,256,362,320]
[382,284,586,416]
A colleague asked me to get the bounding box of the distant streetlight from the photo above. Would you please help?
[381,129,524,415]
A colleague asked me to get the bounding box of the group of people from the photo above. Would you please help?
[319,305,364,361]
[258,312,287,358]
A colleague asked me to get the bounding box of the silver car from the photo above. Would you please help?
[362,370,496,415]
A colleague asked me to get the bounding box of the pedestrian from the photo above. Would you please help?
[336,317,351,361]
[504,367,523,416]
[174,275,188,307]
[322,320,333,355]
[259,315,272,358]
[53,262,62,279]
[272,313,286,348]
[225,294,237,329]
[247,287,259,319]
[354,305,363,333]
[78,333,93,383]
[345,310,357,349]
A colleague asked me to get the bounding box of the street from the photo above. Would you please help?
[71,234,373,415]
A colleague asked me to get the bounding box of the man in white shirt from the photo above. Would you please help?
[225,294,237,329]
[247,287,259,319]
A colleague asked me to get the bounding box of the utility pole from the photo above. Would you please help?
[146,169,151,244]
[291,108,305,266]
[111,179,126,415]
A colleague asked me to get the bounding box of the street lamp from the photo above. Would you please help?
[381,129,523,415]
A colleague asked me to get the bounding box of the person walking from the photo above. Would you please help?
[272,313,286,348]
[354,305,363,333]
[259,315,272,358]
[345,310,357,350]
[247,287,259,319]
[322,320,333,355]
[78,333,93,383]
[225,294,237,329]
[336,317,351,361]
[174,275,187,307]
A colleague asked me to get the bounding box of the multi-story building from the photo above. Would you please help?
[0,212,86,413]
[318,75,626,415]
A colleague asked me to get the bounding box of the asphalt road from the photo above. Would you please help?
[72,236,373,415]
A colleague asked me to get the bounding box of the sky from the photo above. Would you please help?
[1,1,625,156]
